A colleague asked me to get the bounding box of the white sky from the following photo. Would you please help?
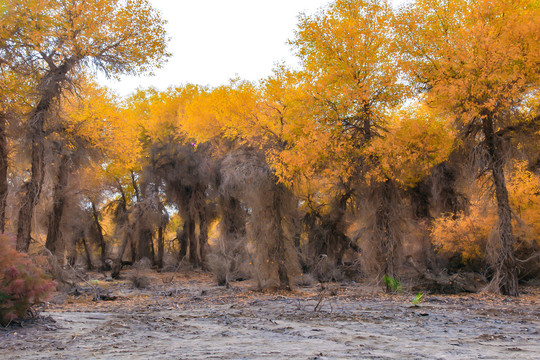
[98,0,405,97]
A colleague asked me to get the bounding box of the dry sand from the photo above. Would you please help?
[1,270,539,359]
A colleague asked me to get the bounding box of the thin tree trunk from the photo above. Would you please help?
[198,208,208,269]
[16,60,74,252]
[156,224,164,269]
[45,153,70,255]
[81,235,94,270]
[91,201,107,266]
[131,171,140,202]
[483,115,518,296]
[0,112,7,233]
[153,178,165,269]
[186,215,198,267]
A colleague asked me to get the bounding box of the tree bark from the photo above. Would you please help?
[483,115,518,296]
[154,179,166,269]
[136,227,154,262]
[273,191,291,289]
[80,235,94,270]
[198,208,208,269]
[91,202,108,266]
[111,230,132,279]
[376,179,399,290]
[178,226,188,262]
[0,112,8,233]
[186,215,198,267]
[45,153,70,256]
[156,224,164,269]
[16,60,74,252]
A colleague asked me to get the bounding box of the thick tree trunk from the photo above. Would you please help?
[222,196,246,238]
[483,116,518,296]
[16,118,46,252]
[45,153,70,255]
[16,60,74,252]
[137,227,154,262]
[178,226,188,261]
[376,179,399,290]
[273,191,291,289]
[490,162,518,295]
[0,112,7,233]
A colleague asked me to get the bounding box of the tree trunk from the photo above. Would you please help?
[91,202,108,266]
[80,235,94,270]
[375,179,399,290]
[45,153,70,255]
[156,224,164,269]
[137,227,154,262]
[186,215,198,267]
[66,234,77,267]
[16,60,74,252]
[483,116,518,296]
[112,230,132,279]
[16,117,46,252]
[198,208,208,269]
[0,112,7,233]
[273,190,291,289]
[131,171,140,202]
[153,178,166,269]
[178,226,188,262]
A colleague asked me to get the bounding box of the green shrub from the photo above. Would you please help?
[383,275,403,293]
[0,235,56,325]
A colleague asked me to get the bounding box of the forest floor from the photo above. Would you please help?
[1,268,539,359]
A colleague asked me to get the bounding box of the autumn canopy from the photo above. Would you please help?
[0,0,538,299]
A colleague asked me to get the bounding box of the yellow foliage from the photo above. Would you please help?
[508,161,540,245]
[1,0,169,76]
[59,80,121,154]
[432,162,540,263]
[395,0,540,126]
[291,0,405,125]
[431,201,495,263]
[366,104,456,188]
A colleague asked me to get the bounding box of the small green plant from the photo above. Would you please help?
[383,275,403,292]
[412,291,424,305]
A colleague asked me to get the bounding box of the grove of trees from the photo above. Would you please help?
[1,0,538,303]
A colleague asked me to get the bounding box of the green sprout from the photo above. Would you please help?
[412,292,424,305]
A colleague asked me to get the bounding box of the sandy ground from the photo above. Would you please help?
[1,270,539,359]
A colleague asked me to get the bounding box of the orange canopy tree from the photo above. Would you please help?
[395,0,540,295]
[0,0,169,251]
